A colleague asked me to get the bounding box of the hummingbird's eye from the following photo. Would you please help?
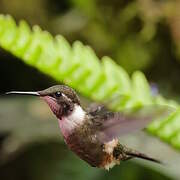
[55,91,62,98]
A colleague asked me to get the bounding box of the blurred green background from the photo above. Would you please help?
[1,0,180,179]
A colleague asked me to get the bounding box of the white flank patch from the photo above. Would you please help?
[102,139,120,170]
[104,160,119,170]
[104,139,118,154]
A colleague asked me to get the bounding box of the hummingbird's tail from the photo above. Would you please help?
[125,150,162,164]
[113,143,162,165]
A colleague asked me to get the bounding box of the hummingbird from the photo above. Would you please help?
[5,85,173,170]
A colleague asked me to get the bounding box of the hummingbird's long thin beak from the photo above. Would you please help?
[5,91,40,96]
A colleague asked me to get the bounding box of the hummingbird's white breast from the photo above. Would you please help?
[58,104,86,138]
[67,104,86,124]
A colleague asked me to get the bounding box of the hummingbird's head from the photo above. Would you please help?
[38,85,81,119]
[5,85,81,119]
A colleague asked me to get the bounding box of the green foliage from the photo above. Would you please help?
[0,14,180,150]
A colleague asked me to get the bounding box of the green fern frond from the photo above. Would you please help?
[0,14,180,149]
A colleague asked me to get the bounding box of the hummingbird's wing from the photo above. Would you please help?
[88,105,175,143]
